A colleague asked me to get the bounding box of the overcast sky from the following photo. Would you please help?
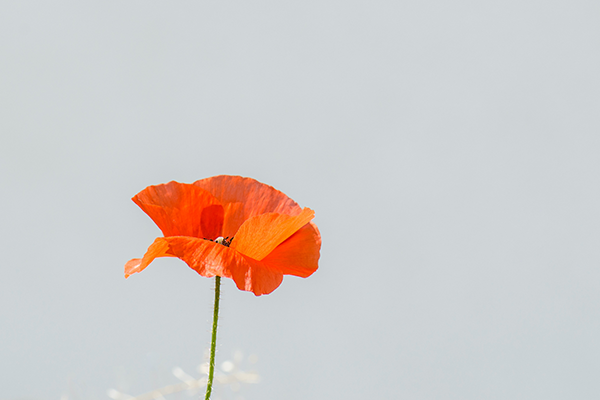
[1,1,599,399]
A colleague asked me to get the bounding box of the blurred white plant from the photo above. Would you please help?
[107,351,259,400]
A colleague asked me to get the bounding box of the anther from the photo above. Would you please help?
[205,236,234,247]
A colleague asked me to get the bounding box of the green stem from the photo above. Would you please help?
[205,276,221,400]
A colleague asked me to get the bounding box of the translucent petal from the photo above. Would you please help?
[231,208,315,261]
[194,175,302,237]
[262,222,321,278]
[132,182,222,238]
[124,236,286,295]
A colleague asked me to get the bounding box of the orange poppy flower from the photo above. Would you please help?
[125,175,321,295]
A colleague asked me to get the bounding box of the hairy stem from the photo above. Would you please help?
[205,276,221,400]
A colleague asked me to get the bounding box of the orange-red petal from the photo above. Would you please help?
[132,182,222,238]
[261,222,321,278]
[127,176,321,295]
[230,208,315,261]
[193,175,303,238]
[229,257,284,296]
[125,236,235,279]
[200,204,224,239]
[124,236,286,295]
[124,237,173,278]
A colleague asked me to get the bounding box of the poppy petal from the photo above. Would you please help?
[230,208,315,261]
[261,222,321,278]
[133,182,222,238]
[194,175,303,237]
[125,236,284,295]
[229,256,284,296]
[124,237,173,278]
[201,204,224,239]
[164,238,285,294]
[126,236,240,278]
[220,202,244,240]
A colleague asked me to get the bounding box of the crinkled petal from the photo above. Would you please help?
[193,175,303,237]
[133,182,223,238]
[230,208,315,260]
[124,237,172,278]
[124,237,285,295]
[229,257,284,296]
[220,202,244,239]
[262,222,321,278]
[200,204,224,239]
[125,236,236,279]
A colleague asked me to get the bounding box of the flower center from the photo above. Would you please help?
[205,236,234,247]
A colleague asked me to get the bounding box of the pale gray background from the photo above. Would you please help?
[1,1,599,399]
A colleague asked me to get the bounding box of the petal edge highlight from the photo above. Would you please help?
[133,182,222,238]
[194,175,303,237]
[262,222,321,278]
[231,208,315,261]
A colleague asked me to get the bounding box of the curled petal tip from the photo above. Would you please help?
[126,176,321,294]
[125,258,143,278]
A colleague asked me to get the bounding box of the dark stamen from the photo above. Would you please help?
[203,236,234,247]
